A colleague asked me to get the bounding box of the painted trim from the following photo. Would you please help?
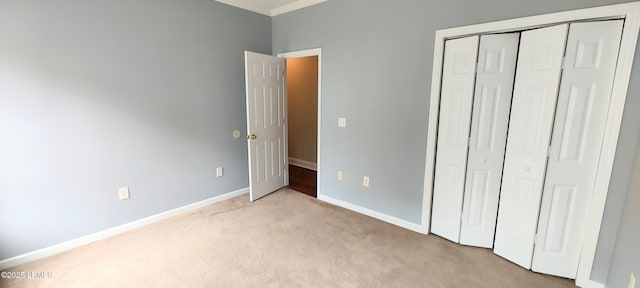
[215,0,327,17]
[289,157,317,171]
[423,2,640,287]
[271,0,327,16]
[318,195,427,234]
[0,188,249,270]
[215,0,270,16]
[580,280,606,288]
[277,48,322,203]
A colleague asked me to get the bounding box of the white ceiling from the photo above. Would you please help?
[215,0,326,17]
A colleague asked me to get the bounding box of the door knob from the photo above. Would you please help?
[523,166,531,172]
[247,134,257,140]
[481,158,488,164]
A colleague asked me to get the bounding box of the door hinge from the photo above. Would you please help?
[561,57,567,70]
[533,233,538,244]
[547,145,552,158]
[476,62,481,73]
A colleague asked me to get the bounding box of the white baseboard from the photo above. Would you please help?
[318,194,428,234]
[576,278,605,288]
[288,157,317,171]
[0,187,249,270]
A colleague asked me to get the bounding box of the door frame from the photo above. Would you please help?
[421,3,640,287]
[277,48,322,195]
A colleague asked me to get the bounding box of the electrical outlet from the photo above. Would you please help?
[363,176,370,187]
[338,117,347,128]
[629,273,637,288]
[118,187,130,200]
[337,170,343,181]
[216,167,223,177]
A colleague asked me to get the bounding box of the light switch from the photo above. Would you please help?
[216,167,223,177]
[337,170,343,181]
[338,117,347,128]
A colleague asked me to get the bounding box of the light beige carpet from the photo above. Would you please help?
[0,189,576,288]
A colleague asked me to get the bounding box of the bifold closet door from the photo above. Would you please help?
[493,24,568,269]
[531,20,623,279]
[431,36,479,242]
[459,33,520,248]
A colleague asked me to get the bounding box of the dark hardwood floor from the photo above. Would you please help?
[288,165,317,197]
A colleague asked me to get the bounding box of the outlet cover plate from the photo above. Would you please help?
[118,187,130,200]
[363,176,370,187]
[338,117,347,128]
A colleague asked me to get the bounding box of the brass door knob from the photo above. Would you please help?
[247,134,257,140]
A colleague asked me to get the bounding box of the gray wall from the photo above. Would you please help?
[606,79,640,288]
[0,0,271,260]
[272,0,640,284]
[598,49,640,285]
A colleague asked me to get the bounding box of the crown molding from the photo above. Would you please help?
[215,0,270,16]
[215,0,326,17]
[270,0,327,16]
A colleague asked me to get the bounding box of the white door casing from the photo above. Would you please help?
[460,33,520,248]
[493,24,568,269]
[245,51,287,201]
[277,48,323,197]
[431,36,479,243]
[531,20,624,279]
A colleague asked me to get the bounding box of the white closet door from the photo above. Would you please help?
[532,20,623,279]
[460,33,520,248]
[432,36,479,243]
[493,24,568,268]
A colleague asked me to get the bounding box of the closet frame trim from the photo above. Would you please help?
[422,2,640,287]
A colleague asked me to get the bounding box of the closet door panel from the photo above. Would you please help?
[494,24,568,269]
[432,36,479,243]
[460,33,520,248]
[532,20,623,279]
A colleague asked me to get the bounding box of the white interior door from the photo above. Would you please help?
[531,20,623,278]
[431,36,479,243]
[460,33,520,248]
[493,24,568,268]
[245,51,286,201]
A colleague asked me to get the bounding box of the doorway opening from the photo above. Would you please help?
[279,49,322,198]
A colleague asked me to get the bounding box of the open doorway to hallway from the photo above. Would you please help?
[286,55,318,197]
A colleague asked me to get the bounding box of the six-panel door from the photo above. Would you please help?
[460,33,520,248]
[492,24,568,269]
[531,20,623,279]
[431,36,479,243]
[245,51,287,201]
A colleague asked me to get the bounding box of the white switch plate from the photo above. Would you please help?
[216,167,223,177]
[337,170,343,181]
[118,187,130,200]
[629,273,637,288]
[338,117,347,128]
[363,176,370,187]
